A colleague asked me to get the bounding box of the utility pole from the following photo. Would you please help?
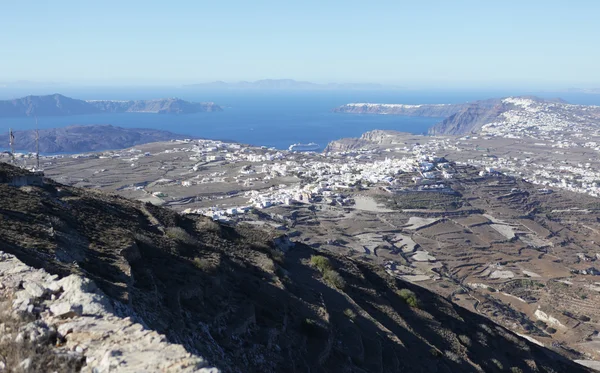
[35,117,40,169]
[9,128,15,164]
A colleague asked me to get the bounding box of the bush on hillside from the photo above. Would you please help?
[323,269,346,289]
[310,255,332,273]
[166,227,199,246]
[398,288,419,308]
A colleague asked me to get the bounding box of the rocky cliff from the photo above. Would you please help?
[333,102,468,117]
[324,130,409,152]
[0,124,193,153]
[0,163,591,373]
[427,103,506,135]
[0,94,222,118]
[427,96,575,135]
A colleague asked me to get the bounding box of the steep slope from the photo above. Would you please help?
[0,124,193,153]
[0,94,222,118]
[428,102,506,135]
[0,163,591,373]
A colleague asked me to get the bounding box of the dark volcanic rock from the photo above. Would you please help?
[0,124,192,153]
[428,103,506,135]
[0,163,591,373]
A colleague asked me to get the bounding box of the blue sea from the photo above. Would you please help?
[1,87,600,152]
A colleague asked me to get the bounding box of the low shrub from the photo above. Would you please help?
[193,257,218,273]
[343,308,357,320]
[398,289,419,308]
[166,227,199,246]
[310,255,332,273]
[323,270,346,289]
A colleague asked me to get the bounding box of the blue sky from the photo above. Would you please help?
[1,0,598,88]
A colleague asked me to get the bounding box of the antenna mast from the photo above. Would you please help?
[35,116,40,170]
[9,128,15,164]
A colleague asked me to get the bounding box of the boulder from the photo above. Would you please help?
[50,302,83,318]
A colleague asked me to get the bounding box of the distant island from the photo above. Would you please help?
[333,96,585,135]
[185,79,403,90]
[0,124,194,153]
[0,94,222,118]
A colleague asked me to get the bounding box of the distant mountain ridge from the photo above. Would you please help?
[185,79,402,90]
[0,94,222,118]
[0,124,193,153]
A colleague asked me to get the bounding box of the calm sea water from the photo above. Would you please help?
[1,88,599,151]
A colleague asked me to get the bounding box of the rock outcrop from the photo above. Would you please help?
[0,251,216,373]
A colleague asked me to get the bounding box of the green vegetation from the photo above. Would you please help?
[166,227,199,246]
[491,358,504,370]
[458,334,471,347]
[510,367,523,373]
[429,348,442,357]
[343,308,357,320]
[376,191,463,211]
[323,270,346,289]
[269,248,285,264]
[310,255,333,273]
[397,289,420,308]
[513,279,545,288]
[310,255,345,289]
[133,232,155,246]
[193,257,218,273]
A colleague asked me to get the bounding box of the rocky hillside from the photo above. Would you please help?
[0,94,222,118]
[0,163,592,373]
[0,124,193,153]
[0,251,215,372]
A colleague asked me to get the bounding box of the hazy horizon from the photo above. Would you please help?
[2,1,600,89]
